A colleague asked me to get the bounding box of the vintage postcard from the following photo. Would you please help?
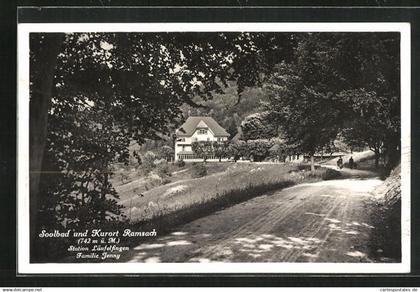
[17,22,410,274]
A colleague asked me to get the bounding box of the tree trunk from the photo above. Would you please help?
[310,154,315,174]
[374,150,380,168]
[29,34,63,250]
[385,138,400,170]
[101,171,109,221]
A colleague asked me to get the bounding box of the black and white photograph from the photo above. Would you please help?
[17,22,410,274]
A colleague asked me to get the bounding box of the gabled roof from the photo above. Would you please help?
[231,127,243,142]
[176,116,230,137]
[196,120,208,128]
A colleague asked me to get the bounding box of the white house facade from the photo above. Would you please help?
[175,116,230,161]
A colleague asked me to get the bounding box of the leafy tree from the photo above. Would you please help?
[40,105,127,228]
[30,33,65,247]
[191,141,213,162]
[311,32,400,168]
[142,151,157,174]
[264,32,400,172]
[338,89,400,168]
[190,141,229,162]
[225,140,273,162]
[154,159,170,178]
[264,62,343,172]
[268,140,298,162]
[240,111,278,141]
[30,31,295,250]
[212,141,229,162]
[244,140,275,162]
[37,94,128,261]
[158,145,175,162]
[336,34,400,169]
[226,141,247,161]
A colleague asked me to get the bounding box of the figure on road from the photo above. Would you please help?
[337,157,343,169]
[349,156,354,169]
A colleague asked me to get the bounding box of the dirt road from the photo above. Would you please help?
[123,169,384,263]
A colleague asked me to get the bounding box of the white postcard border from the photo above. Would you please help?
[17,22,411,274]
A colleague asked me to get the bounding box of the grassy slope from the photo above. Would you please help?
[117,162,337,223]
[112,163,232,203]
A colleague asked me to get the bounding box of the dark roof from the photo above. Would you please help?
[231,132,242,141]
[176,116,230,137]
[231,127,243,141]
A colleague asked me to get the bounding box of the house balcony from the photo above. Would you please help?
[176,150,226,161]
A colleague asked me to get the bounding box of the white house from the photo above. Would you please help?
[174,116,230,161]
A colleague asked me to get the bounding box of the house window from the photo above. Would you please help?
[198,129,207,135]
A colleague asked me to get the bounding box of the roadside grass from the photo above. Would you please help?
[123,163,336,224]
[367,199,401,262]
[293,164,341,180]
[112,162,189,187]
[113,162,233,203]
[343,157,388,179]
[320,168,342,180]
[367,164,401,262]
[171,162,231,179]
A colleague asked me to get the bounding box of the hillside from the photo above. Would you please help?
[181,82,268,137]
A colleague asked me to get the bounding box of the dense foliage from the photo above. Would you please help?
[240,112,278,141]
[31,32,295,248]
[264,33,400,171]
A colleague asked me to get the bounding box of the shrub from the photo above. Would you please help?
[119,173,130,184]
[142,151,157,174]
[192,141,213,162]
[321,168,341,180]
[191,163,207,178]
[289,164,319,173]
[241,112,278,141]
[245,140,274,162]
[296,164,311,171]
[295,164,321,171]
[176,159,186,168]
[158,145,174,162]
[154,159,170,177]
[144,173,170,190]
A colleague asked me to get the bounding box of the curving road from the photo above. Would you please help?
[123,168,384,263]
